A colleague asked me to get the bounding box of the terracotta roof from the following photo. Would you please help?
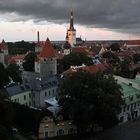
[39,38,55,58]
[63,64,107,75]
[127,40,140,45]
[117,51,135,57]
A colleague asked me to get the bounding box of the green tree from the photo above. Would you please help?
[58,52,93,73]
[120,57,132,78]
[0,91,13,140]
[6,63,22,83]
[110,43,120,51]
[133,53,140,64]
[23,52,37,72]
[102,51,120,64]
[12,102,52,137]
[8,40,35,55]
[0,63,9,88]
[59,71,123,132]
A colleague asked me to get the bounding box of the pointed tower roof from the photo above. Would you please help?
[68,10,75,31]
[39,38,55,58]
[0,39,8,50]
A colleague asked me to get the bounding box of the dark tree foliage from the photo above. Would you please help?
[12,102,52,136]
[59,71,123,132]
[133,53,140,64]
[8,40,35,55]
[110,43,120,51]
[120,57,132,78]
[102,51,120,65]
[6,63,22,83]
[23,52,37,72]
[0,63,9,88]
[58,52,93,74]
[0,91,13,140]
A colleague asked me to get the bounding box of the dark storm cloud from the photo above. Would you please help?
[0,0,140,34]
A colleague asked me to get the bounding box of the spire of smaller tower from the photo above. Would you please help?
[37,31,40,43]
[66,30,68,41]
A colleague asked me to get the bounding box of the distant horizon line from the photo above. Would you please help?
[4,39,140,43]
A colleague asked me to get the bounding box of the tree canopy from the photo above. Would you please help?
[102,51,120,65]
[0,91,13,140]
[23,52,37,72]
[59,71,123,132]
[0,63,9,88]
[57,52,93,74]
[133,53,140,64]
[12,102,52,136]
[6,63,22,83]
[8,40,35,55]
[110,43,120,51]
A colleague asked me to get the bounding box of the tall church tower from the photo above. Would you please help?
[67,10,76,48]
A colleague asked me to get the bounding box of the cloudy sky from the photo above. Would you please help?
[0,0,140,42]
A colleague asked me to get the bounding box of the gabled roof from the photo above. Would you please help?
[39,38,55,58]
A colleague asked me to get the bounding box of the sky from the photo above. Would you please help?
[0,0,140,42]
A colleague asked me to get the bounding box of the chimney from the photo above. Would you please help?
[37,31,40,43]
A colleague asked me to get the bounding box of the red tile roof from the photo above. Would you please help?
[72,47,89,54]
[39,38,55,58]
[127,40,140,45]
[117,51,135,57]
[63,63,107,75]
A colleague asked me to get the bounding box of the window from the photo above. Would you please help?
[127,105,129,111]
[29,93,31,98]
[129,96,133,101]
[24,95,26,100]
[129,83,132,86]
[123,107,126,112]
[49,91,51,96]
[136,94,140,98]
[45,92,47,97]
[119,116,124,123]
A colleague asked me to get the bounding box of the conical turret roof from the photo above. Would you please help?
[39,38,55,58]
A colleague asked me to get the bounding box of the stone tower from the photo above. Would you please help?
[67,10,76,48]
[35,38,57,76]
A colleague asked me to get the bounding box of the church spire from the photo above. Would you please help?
[69,10,75,31]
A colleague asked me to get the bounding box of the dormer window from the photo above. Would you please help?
[129,83,132,86]
[136,94,140,98]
